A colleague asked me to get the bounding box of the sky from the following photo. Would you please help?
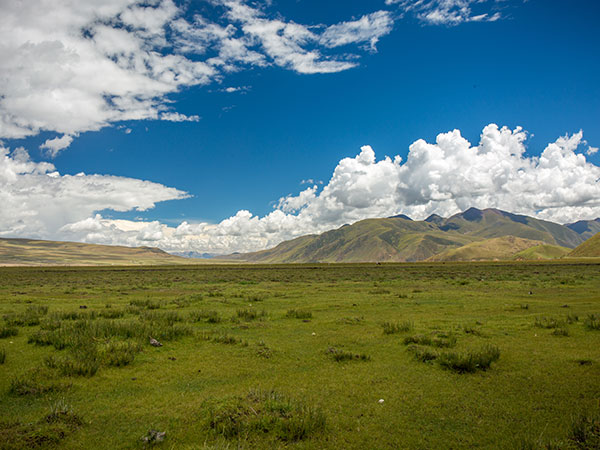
[1,0,599,256]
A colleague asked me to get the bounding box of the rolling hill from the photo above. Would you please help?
[426,236,551,262]
[225,208,586,263]
[0,238,191,266]
[568,232,600,257]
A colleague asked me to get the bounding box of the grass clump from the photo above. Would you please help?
[50,311,97,321]
[98,309,125,319]
[0,401,83,449]
[551,326,570,337]
[0,326,18,339]
[382,320,413,334]
[9,371,69,396]
[326,347,371,362]
[534,317,564,329]
[4,305,49,326]
[438,344,500,373]
[584,314,600,330]
[0,348,5,364]
[101,341,142,367]
[406,345,438,362]
[236,308,267,321]
[202,333,248,346]
[403,333,457,348]
[285,309,312,320]
[45,345,100,377]
[189,310,222,324]
[568,411,600,448]
[140,310,184,325]
[206,390,325,442]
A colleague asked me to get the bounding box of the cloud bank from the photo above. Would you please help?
[3,124,598,255]
[0,0,395,152]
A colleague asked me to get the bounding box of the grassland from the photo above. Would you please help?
[0,261,599,449]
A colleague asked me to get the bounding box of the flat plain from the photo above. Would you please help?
[1,261,599,449]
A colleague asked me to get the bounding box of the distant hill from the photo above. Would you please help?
[427,236,551,262]
[568,232,600,258]
[566,218,600,240]
[225,208,586,263]
[0,238,191,266]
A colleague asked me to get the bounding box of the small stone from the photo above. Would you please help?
[141,430,166,443]
[149,337,162,347]
[168,356,176,361]
[378,399,385,404]
[311,332,316,336]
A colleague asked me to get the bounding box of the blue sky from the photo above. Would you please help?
[1,0,599,254]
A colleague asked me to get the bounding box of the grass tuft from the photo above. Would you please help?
[382,320,413,334]
[584,314,600,331]
[206,390,325,441]
[326,347,371,362]
[568,412,600,448]
[0,326,18,339]
[189,310,222,324]
[438,344,500,373]
[236,309,267,321]
[285,309,312,320]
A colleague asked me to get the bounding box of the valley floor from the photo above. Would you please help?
[1,261,599,448]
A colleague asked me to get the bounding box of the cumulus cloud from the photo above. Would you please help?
[39,134,75,156]
[0,0,395,148]
[0,145,187,239]
[17,124,596,255]
[387,0,504,25]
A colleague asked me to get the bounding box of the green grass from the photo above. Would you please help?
[0,261,599,448]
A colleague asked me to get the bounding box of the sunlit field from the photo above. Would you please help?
[1,262,599,449]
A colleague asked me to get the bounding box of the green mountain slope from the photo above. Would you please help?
[0,238,191,266]
[227,218,478,263]
[513,244,571,260]
[440,208,584,248]
[226,208,583,263]
[427,236,547,262]
[568,232,600,257]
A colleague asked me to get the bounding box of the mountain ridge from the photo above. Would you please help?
[224,208,588,263]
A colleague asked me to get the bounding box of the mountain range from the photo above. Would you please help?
[224,208,600,263]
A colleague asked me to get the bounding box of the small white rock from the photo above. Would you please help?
[311,332,316,336]
[378,399,385,404]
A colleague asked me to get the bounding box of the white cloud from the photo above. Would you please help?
[221,86,250,93]
[587,146,598,156]
[23,124,598,255]
[0,0,395,147]
[0,145,187,239]
[39,134,74,156]
[387,0,504,25]
[320,11,394,51]
[160,112,201,122]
